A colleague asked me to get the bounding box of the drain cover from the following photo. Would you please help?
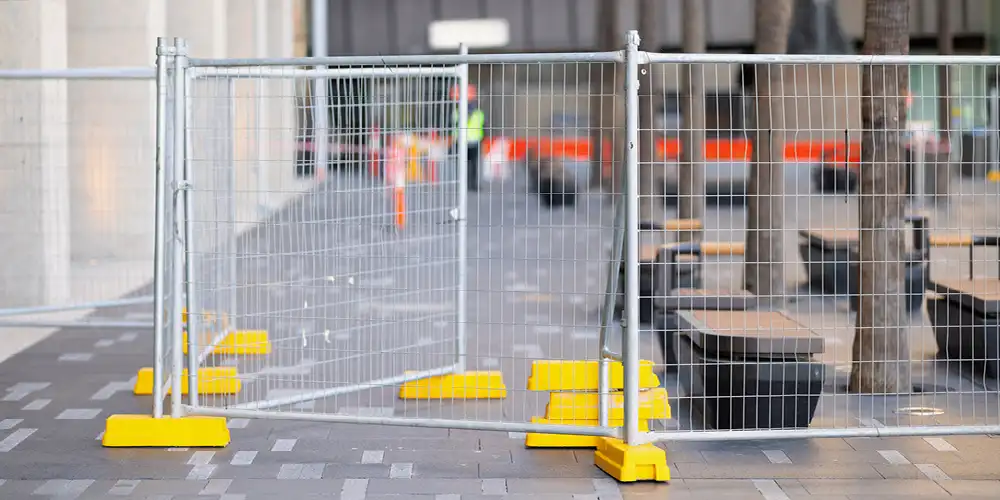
[894,406,945,416]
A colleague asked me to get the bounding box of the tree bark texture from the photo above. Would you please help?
[638,0,669,227]
[743,0,793,299]
[934,0,953,200]
[589,0,622,195]
[849,0,911,394]
[677,0,706,240]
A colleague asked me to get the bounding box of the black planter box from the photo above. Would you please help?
[813,163,858,193]
[653,289,759,371]
[674,310,826,430]
[798,222,929,313]
[926,280,1000,379]
[812,148,913,194]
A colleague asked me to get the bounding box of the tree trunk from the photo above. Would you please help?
[589,0,621,195]
[934,0,952,200]
[849,0,911,394]
[677,0,706,240]
[743,0,793,299]
[638,0,669,226]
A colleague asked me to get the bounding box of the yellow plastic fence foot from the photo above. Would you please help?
[525,416,650,449]
[183,330,271,356]
[594,437,670,483]
[133,367,241,396]
[102,415,230,448]
[526,360,660,391]
[398,371,507,400]
[545,387,671,421]
[988,170,1000,182]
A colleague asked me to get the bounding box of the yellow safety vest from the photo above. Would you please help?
[454,107,485,144]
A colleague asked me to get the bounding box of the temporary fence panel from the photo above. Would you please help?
[143,34,1000,458]
[163,37,640,440]
[638,50,1000,444]
[0,67,160,330]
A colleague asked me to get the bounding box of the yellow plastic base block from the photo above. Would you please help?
[180,308,229,329]
[133,367,241,395]
[594,437,670,482]
[183,330,271,356]
[398,371,507,400]
[526,360,660,391]
[988,170,1000,182]
[102,414,230,448]
[545,387,671,421]
[524,416,650,448]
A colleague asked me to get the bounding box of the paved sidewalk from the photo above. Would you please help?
[2,169,1000,498]
[1,316,999,499]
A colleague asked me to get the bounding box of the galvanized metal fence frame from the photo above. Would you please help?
[149,31,1000,446]
[154,35,631,439]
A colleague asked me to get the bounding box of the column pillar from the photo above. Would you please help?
[265,0,301,213]
[66,0,166,266]
[0,0,70,307]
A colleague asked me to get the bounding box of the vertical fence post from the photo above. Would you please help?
[455,44,470,374]
[228,78,238,331]
[622,30,642,446]
[183,55,200,406]
[170,38,190,419]
[152,37,172,420]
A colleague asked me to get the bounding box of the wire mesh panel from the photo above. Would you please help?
[0,69,159,329]
[175,47,641,439]
[184,64,471,412]
[638,52,1000,442]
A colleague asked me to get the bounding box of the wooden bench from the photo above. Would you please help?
[653,286,761,371]
[797,215,929,313]
[674,310,826,430]
[926,234,1000,379]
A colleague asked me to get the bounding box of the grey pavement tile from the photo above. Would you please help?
[295,437,472,452]
[250,448,362,465]
[365,496,442,500]
[111,462,213,480]
[842,437,938,453]
[510,448,578,466]
[208,464,286,480]
[0,463,86,480]
[937,479,1000,498]
[892,450,967,465]
[226,478,345,495]
[366,478,486,495]
[319,464,393,479]
[781,448,889,465]
[385,449,511,464]
[797,479,951,497]
[700,450,775,465]
[409,462,480,479]
[462,495,578,500]
[479,462,608,479]
[871,464,927,480]
[936,461,1000,480]
[322,423,450,439]
[506,478,598,494]
[932,434,1000,453]
[0,480,47,498]
[130,479,209,496]
[671,462,883,480]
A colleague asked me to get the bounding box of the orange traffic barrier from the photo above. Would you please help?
[489,136,864,164]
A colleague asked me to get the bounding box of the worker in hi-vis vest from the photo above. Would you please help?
[450,84,486,191]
